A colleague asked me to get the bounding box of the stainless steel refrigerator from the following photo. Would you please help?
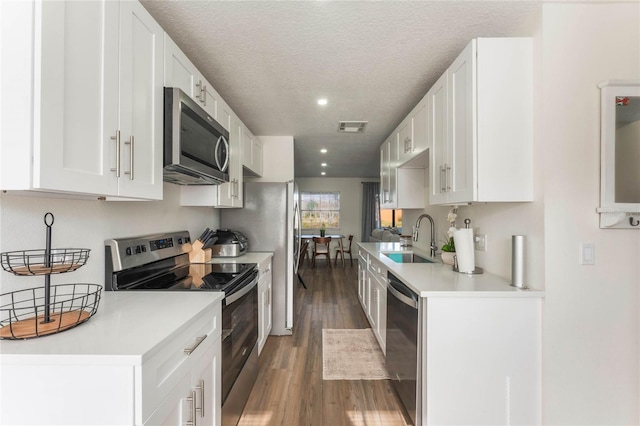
[220,181,301,335]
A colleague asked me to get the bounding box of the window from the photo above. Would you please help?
[300,192,340,229]
[380,209,402,230]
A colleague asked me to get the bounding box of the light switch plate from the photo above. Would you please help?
[581,243,595,265]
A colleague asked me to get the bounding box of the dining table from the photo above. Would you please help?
[301,234,345,267]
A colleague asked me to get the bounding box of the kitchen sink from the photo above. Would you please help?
[382,252,434,264]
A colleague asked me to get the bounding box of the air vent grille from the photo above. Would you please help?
[338,121,368,133]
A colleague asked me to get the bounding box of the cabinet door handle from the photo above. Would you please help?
[124,135,134,180]
[184,335,207,355]
[186,390,197,426]
[440,165,446,193]
[202,85,207,106]
[446,164,451,191]
[196,80,204,104]
[196,379,205,418]
[110,130,121,177]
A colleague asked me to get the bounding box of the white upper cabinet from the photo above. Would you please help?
[164,34,199,99]
[116,0,164,199]
[428,71,449,205]
[217,110,244,207]
[379,135,392,208]
[380,131,425,210]
[0,0,163,200]
[397,99,428,166]
[164,34,220,120]
[430,38,533,205]
[164,30,256,208]
[242,129,263,177]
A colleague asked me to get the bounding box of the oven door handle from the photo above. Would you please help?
[224,272,259,306]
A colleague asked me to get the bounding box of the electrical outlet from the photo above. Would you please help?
[475,234,487,251]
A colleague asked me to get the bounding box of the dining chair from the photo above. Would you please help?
[334,235,354,266]
[298,239,310,267]
[311,237,332,268]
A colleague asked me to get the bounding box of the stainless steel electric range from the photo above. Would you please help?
[105,231,258,426]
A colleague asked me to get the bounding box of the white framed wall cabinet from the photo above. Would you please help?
[164,29,249,208]
[0,0,163,200]
[242,129,264,177]
[429,37,533,205]
[380,130,426,210]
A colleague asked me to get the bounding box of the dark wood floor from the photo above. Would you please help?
[237,258,410,426]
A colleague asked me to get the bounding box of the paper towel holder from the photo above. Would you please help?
[452,255,483,274]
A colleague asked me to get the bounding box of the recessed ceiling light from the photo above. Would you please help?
[317,98,328,106]
[320,148,327,153]
[321,163,327,167]
[321,172,326,176]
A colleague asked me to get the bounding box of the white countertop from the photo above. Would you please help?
[0,292,224,364]
[206,251,273,265]
[358,242,543,298]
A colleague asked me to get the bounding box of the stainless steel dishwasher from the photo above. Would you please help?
[386,271,419,425]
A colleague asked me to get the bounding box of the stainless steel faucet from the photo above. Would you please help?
[413,214,437,257]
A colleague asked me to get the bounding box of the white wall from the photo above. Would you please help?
[406,3,639,423]
[0,184,219,293]
[296,177,378,248]
[541,3,639,424]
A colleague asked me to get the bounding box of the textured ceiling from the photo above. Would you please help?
[141,0,540,178]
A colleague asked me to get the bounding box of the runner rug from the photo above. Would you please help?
[322,328,390,380]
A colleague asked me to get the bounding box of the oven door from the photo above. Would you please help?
[221,270,259,404]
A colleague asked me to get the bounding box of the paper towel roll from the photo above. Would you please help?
[453,228,475,273]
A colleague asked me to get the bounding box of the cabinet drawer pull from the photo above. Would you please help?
[197,379,205,418]
[184,335,207,355]
[124,135,134,180]
[110,130,121,177]
[186,390,197,426]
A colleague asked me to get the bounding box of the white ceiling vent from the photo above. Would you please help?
[338,121,368,133]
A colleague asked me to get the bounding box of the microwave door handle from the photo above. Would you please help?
[215,135,230,172]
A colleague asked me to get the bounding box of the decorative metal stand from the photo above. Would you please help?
[0,213,100,339]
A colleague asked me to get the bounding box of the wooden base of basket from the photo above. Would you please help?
[10,263,82,275]
[0,310,90,339]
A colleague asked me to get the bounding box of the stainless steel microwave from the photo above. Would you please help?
[163,87,230,185]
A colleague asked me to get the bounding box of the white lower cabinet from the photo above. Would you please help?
[257,257,273,355]
[357,249,368,311]
[358,249,387,353]
[0,299,222,426]
[146,339,221,426]
[367,257,387,353]
[420,297,541,424]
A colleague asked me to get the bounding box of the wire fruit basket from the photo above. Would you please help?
[0,213,101,340]
[0,284,101,339]
[1,248,90,275]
